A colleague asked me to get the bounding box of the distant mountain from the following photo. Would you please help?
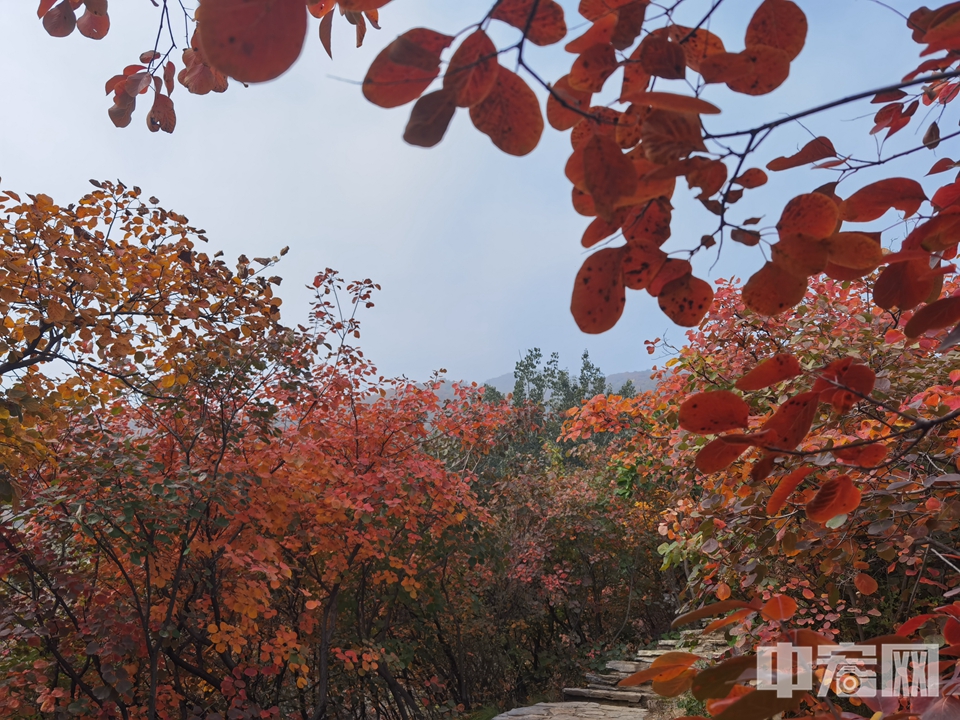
[481,370,657,395]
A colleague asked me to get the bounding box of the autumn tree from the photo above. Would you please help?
[28,0,960,717]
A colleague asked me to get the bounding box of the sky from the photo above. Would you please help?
[0,0,943,383]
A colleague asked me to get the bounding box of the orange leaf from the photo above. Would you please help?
[630,91,720,115]
[928,157,959,175]
[671,599,758,628]
[362,29,453,108]
[743,262,808,316]
[647,258,691,296]
[491,0,566,46]
[716,582,731,601]
[657,274,714,327]
[771,233,829,277]
[571,248,626,333]
[678,390,750,434]
[761,594,798,622]
[569,43,619,92]
[197,0,307,83]
[641,110,707,165]
[760,390,820,450]
[546,75,592,131]
[834,442,888,467]
[855,573,879,595]
[767,137,836,171]
[725,46,791,96]
[766,466,816,515]
[735,353,802,391]
[620,43,651,101]
[638,35,686,80]
[583,135,638,219]
[824,232,884,271]
[696,437,752,473]
[621,244,668,289]
[905,296,960,337]
[565,13,618,54]
[777,193,840,240]
[667,25,726,72]
[703,607,757,633]
[581,215,622,249]
[745,0,807,61]
[470,66,544,156]
[652,668,697,697]
[403,89,457,148]
[444,31,498,108]
[622,198,672,245]
[733,168,767,188]
[806,474,861,523]
[843,178,927,222]
[610,1,646,50]
[37,0,57,19]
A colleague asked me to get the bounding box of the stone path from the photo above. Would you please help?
[493,701,649,719]
[493,627,729,719]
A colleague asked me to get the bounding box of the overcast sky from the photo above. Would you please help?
[0,0,941,382]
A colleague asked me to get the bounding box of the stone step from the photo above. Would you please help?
[493,702,649,719]
[604,660,646,674]
[585,672,628,687]
[562,687,656,705]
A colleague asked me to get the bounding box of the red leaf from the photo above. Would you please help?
[678,390,750,434]
[571,248,626,333]
[491,0,566,46]
[77,7,109,39]
[767,137,836,171]
[363,28,454,108]
[638,35,686,80]
[569,43,619,92]
[403,89,457,148]
[197,0,307,83]
[444,31,498,108]
[745,0,807,61]
[621,243,667,289]
[146,93,176,133]
[743,262,808,316]
[905,296,960,337]
[777,193,840,240]
[470,66,544,156]
[657,274,714,327]
[648,258,691,296]
[766,466,815,515]
[630,91,720,115]
[547,75,592,131]
[696,437,751,473]
[42,0,76,37]
[735,353,802,391]
[824,232,884,272]
[583,135,638,219]
[854,573,879,595]
[806,474,861,523]
[667,24,726,72]
[733,168,768,188]
[760,390,820,450]
[875,259,939,311]
[843,178,927,222]
[928,158,959,175]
